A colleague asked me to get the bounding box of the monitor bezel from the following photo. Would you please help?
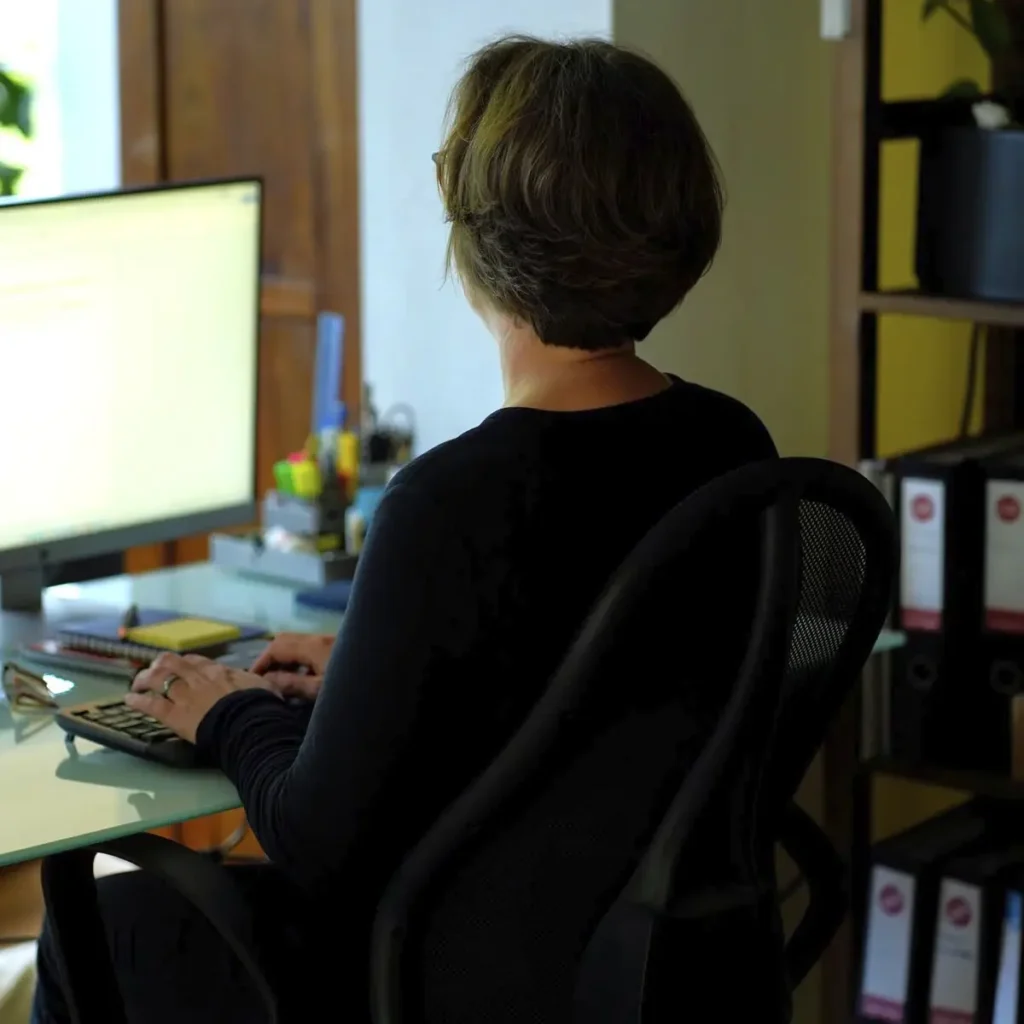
[0,176,263,576]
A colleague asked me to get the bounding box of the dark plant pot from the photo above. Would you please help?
[916,126,1024,302]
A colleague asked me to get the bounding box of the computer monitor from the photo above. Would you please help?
[0,179,262,611]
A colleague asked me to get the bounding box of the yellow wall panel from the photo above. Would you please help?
[875,3,989,457]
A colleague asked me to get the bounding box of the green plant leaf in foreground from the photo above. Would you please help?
[0,70,31,136]
[970,0,1012,57]
[941,78,984,99]
[0,161,24,197]
[922,0,947,20]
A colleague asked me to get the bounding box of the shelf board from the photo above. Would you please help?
[863,757,1024,800]
[860,290,1024,327]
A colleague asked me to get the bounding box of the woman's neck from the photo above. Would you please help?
[497,322,670,412]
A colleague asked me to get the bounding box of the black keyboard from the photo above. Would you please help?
[57,699,198,768]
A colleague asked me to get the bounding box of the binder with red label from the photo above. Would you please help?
[889,434,1024,772]
[858,803,993,1024]
[981,451,1024,710]
[927,843,1024,1024]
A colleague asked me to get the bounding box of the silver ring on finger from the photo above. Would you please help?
[161,674,179,699]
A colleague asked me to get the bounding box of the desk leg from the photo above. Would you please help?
[179,812,264,860]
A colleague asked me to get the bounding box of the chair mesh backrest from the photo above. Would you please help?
[769,498,869,808]
[375,460,894,1024]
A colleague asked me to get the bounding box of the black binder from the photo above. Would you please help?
[980,449,1024,706]
[890,434,1024,771]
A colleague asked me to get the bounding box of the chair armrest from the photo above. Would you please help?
[778,800,848,988]
[41,832,282,1024]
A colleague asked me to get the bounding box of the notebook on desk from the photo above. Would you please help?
[22,634,271,681]
[19,610,269,679]
[59,609,265,655]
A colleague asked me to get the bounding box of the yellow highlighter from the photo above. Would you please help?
[291,459,322,499]
[338,430,360,495]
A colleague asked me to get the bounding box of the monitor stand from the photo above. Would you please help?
[0,568,47,613]
[1,554,126,613]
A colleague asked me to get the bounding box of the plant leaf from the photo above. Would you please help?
[922,0,947,20]
[0,161,24,197]
[941,78,985,98]
[970,0,1012,57]
[0,71,32,136]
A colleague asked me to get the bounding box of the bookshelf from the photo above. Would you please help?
[825,1,1024,1019]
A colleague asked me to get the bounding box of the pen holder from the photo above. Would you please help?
[209,487,356,586]
[262,490,345,538]
[209,530,357,586]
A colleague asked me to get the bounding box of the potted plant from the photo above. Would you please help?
[915,0,1024,302]
[0,66,32,196]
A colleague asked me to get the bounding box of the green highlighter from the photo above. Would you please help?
[274,460,295,495]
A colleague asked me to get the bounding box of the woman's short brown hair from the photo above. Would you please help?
[436,36,723,351]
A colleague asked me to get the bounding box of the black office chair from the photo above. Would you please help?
[40,456,896,1024]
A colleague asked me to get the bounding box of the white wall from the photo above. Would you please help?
[358,0,828,457]
[56,0,120,195]
[615,0,831,457]
[358,0,613,454]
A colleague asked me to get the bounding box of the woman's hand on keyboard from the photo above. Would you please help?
[259,670,323,702]
[250,632,335,679]
[127,652,277,742]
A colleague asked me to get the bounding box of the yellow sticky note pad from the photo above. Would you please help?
[127,618,241,651]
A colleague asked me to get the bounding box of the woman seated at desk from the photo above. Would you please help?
[33,34,776,1024]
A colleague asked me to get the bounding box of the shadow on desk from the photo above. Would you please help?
[7,714,50,746]
[55,745,215,823]
[0,701,63,747]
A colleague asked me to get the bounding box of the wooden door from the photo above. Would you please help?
[119,0,360,571]
[118,0,359,851]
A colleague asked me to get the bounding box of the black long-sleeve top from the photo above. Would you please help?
[196,375,776,932]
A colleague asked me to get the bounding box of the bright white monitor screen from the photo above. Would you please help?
[0,180,260,556]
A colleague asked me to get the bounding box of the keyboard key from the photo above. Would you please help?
[140,727,174,740]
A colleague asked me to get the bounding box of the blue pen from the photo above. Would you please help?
[311,313,345,437]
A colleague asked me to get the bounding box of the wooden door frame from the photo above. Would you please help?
[825,2,870,1021]
[119,0,176,572]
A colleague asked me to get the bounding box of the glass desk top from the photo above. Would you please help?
[0,562,904,868]
[0,563,343,868]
